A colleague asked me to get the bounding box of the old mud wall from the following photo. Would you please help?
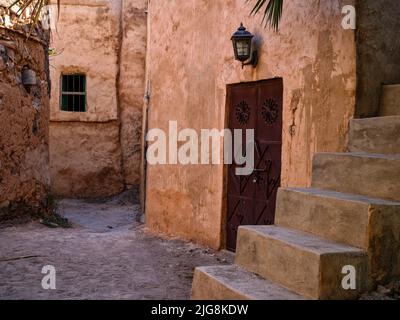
[355,0,400,118]
[119,0,147,188]
[0,28,50,221]
[145,0,356,248]
[49,0,147,198]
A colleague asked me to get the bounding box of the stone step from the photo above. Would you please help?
[276,187,400,248]
[235,226,368,300]
[275,187,400,284]
[191,265,306,300]
[380,84,400,116]
[312,152,400,202]
[349,116,400,154]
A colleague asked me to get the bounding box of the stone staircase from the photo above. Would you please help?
[191,84,400,300]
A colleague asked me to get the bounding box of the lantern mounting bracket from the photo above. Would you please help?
[242,50,258,69]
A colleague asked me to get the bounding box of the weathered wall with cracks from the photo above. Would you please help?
[145,0,356,248]
[49,0,147,198]
[0,28,50,221]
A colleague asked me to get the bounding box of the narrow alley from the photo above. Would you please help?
[0,192,232,300]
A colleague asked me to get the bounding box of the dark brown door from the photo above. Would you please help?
[226,78,283,251]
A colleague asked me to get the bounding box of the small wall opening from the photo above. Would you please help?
[60,74,87,112]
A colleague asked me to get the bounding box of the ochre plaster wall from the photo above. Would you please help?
[49,0,146,197]
[49,121,123,197]
[145,0,356,248]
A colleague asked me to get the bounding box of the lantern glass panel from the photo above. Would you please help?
[236,40,250,57]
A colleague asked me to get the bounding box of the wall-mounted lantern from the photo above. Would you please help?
[21,66,37,89]
[231,23,258,68]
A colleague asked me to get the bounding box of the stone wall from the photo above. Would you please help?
[119,0,147,188]
[355,0,400,117]
[144,0,356,248]
[49,0,147,198]
[0,28,50,221]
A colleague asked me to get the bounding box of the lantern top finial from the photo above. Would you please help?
[231,23,254,40]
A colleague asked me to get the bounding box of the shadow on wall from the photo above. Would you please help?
[356,0,400,118]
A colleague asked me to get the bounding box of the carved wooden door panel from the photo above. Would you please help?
[226,79,283,251]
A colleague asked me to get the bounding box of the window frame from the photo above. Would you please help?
[60,73,87,112]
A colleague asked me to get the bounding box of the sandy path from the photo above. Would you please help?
[0,192,232,300]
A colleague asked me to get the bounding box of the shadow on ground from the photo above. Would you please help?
[0,190,233,300]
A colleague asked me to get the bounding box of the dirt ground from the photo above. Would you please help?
[0,191,233,300]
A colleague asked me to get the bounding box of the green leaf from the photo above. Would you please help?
[247,0,283,31]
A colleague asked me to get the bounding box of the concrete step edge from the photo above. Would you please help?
[192,265,307,300]
[239,225,366,255]
[281,187,400,206]
[351,115,400,124]
[382,84,400,89]
[315,152,400,160]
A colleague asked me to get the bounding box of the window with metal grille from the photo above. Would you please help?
[60,74,86,112]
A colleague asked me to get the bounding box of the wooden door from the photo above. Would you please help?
[226,78,283,251]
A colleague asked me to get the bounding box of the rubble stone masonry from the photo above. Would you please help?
[0,27,50,221]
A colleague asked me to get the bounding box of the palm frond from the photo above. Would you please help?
[247,0,283,31]
[4,0,59,38]
[8,0,59,25]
